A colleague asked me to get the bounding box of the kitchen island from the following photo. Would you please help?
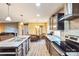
[0,35,30,56]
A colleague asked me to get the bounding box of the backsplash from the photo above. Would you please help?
[61,30,79,42]
[64,30,79,36]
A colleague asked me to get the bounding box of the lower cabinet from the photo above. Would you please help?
[17,44,23,56]
[46,39,50,53]
[49,43,61,56]
[46,39,60,56]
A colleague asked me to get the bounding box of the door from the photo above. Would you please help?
[23,24,29,35]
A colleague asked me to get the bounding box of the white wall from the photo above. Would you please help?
[70,18,79,29]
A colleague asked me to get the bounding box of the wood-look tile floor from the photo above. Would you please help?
[27,39,50,56]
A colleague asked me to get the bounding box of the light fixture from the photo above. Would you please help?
[5,16,11,21]
[5,3,11,21]
[36,3,40,7]
[20,14,24,25]
[36,14,40,17]
[36,26,39,29]
[20,22,24,25]
[53,25,56,28]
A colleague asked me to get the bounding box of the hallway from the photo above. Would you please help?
[27,39,50,56]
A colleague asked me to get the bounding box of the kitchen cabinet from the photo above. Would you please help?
[50,42,61,56]
[46,39,50,53]
[46,39,60,56]
[49,17,53,30]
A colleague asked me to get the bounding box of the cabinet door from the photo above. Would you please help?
[23,39,29,56]
[46,39,50,52]
[23,40,27,56]
[23,24,29,35]
[26,39,29,51]
[50,43,60,56]
[17,44,23,56]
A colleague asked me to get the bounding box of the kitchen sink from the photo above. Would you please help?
[8,36,26,42]
[9,37,23,42]
[13,39,22,42]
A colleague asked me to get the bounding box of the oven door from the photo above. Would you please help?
[66,39,79,52]
[60,41,77,52]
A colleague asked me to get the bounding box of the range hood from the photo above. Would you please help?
[59,3,79,21]
[59,14,79,21]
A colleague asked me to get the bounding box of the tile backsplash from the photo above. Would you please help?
[61,30,79,41]
[64,30,79,36]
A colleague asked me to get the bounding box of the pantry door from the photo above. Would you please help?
[23,24,29,35]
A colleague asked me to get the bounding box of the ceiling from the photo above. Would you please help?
[0,3,64,23]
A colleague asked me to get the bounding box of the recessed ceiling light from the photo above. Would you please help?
[36,14,40,17]
[20,22,24,25]
[36,3,40,7]
[53,25,56,28]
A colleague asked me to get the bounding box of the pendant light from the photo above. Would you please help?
[20,14,24,25]
[5,3,11,21]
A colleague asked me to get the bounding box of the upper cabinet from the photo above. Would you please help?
[59,3,79,21]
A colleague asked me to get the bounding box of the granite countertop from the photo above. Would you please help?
[0,35,30,48]
[46,35,54,41]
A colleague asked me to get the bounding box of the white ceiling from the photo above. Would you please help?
[0,3,64,23]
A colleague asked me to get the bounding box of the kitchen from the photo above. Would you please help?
[47,3,79,56]
[0,3,79,56]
